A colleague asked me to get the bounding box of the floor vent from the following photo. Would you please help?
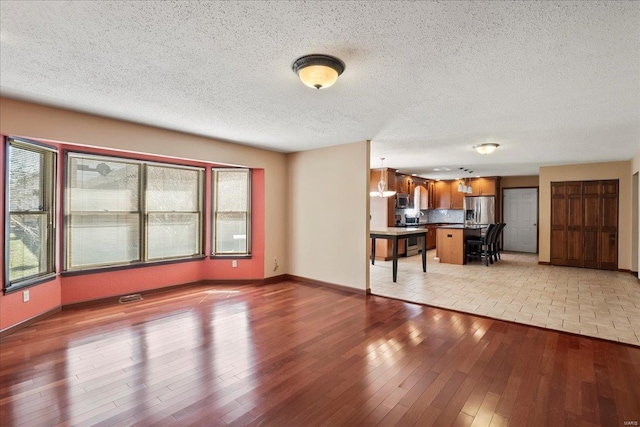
[119,294,143,304]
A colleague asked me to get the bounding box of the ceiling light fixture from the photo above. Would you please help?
[474,143,500,155]
[370,157,396,198]
[292,54,345,89]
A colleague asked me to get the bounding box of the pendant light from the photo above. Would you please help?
[370,158,396,198]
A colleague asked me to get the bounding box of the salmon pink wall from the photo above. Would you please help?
[1,136,266,329]
[0,137,62,330]
[201,169,265,280]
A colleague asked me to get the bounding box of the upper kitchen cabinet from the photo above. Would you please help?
[434,180,464,209]
[395,174,415,195]
[427,181,436,209]
[414,185,428,210]
[468,177,500,196]
[450,185,464,209]
[434,181,452,209]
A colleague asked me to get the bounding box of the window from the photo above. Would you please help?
[146,165,202,260]
[5,138,56,291]
[212,168,251,256]
[66,153,203,271]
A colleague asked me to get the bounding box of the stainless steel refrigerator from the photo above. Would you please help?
[463,196,496,225]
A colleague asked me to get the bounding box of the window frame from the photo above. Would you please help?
[64,151,205,273]
[4,137,57,293]
[211,168,252,258]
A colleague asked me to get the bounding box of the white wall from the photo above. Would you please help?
[287,140,370,291]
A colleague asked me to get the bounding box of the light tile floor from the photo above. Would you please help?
[370,250,640,346]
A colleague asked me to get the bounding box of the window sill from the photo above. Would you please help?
[209,254,252,260]
[61,255,206,277]
[4,273,57,295]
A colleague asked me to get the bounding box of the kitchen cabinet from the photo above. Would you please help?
[550,179,618,270]
[414,184,429,210]
[434,180,464,209]
[427,181,436,209]
[468,177,498,196]
[396,174,414,195]
[434,181,451,209]
[451,185,464,209]
[436,226,482,265]
[426,225,437,249]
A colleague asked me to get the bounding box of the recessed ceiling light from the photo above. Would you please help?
[433,168,441,171]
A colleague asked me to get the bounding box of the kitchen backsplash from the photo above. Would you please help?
[395,209,464,224]
[426,209,464,224]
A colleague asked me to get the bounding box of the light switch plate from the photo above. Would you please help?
[23,290,30,302]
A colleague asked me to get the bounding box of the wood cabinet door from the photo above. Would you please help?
[427,181,435,209]
[600,180,618,270]
[480,178,497,196]
[435,181,451,209]
[550,182,567,265]
[451,185,464,209]
[427,226,437,249]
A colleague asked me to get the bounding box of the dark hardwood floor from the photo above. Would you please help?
[1,281,639,426]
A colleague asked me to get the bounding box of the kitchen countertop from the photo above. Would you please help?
[394,222,463,227]
[437,224,485,230]
[370,227,428,236]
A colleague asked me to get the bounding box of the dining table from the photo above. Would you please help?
[370,227,427,282]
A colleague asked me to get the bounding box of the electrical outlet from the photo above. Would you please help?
[23,290,29,303]
[273,258,279,272]
[232,260,237,268]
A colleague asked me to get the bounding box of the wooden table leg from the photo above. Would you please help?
[392,237,398,282]
[371,237,376,265]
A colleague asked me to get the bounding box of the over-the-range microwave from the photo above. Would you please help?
[396,193,411,208]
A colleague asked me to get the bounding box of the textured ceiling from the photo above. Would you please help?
[1,1,638,179]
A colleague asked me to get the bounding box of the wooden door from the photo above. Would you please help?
[566,182,583,267]
[600,180,618,270]
[550,179,618,270]
[550,182,567,265]
[582,181,600,268]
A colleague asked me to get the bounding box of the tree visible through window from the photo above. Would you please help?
[5,138,56,290]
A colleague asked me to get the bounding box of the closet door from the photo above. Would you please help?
[582,181,601,269]
[566,182,583,267]
[600,180,619,270]
[550,182,567,265]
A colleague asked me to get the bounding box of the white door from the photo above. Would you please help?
[503,188,538,253]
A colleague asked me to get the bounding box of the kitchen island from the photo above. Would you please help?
[436,225,484,265]
[370,227,427,282]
